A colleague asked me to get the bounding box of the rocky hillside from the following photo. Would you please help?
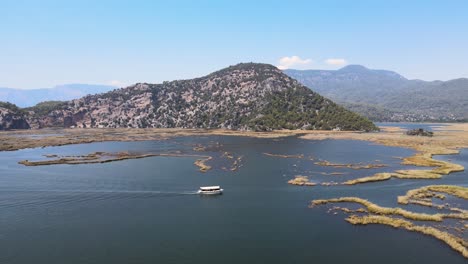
[6,63,377,131]
[0,102,30,130]
[285,65,468,122]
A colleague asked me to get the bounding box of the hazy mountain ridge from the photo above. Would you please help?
[285,66,468,121]
[0,63,377,131]
[0,84,117,107]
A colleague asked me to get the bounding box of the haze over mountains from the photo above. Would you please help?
[2,63,465,131]
[0,84,117,107]
[0,63,376,131]
[285,65,468,122]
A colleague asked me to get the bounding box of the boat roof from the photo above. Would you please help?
[200,186,220,190]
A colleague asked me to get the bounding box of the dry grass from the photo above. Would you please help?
[342,155,464,185]
[310,183,468,258]
[19,151,214,172]
[193,156,212,172]
[343,173,394,185]
[0,128,316,152]
[228,156,243,171]
[3,123,467,154]
[263,153,306,159]
[301,123,468,184]
[343,170,447,185]
[311,192,468,258]
[346,215,468,258]
[398,185,468,207]
[288,176,317,186]
[401,151,464,175]
[314,160,387,169]
[322,172,346,176]
[18,152,158,166]
[310,197,453,221]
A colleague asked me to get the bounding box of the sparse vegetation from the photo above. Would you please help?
[18,151,157,166]
[343,173,394,185]
[18,150,217,173]
[310,197,461,221]
[311,180,468,259]
[288,176,316,186]
[263,153,306,159]
[314,160,387,169]
[345,215,468,258]
[398,185,468,206]
[25,101,67,117]
[194,156,212,172]
[0,101,23,113]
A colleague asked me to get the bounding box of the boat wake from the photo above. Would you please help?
[0,189,199,209]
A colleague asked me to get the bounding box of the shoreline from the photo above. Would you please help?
[1,123,467,152]
[301,123,468,183]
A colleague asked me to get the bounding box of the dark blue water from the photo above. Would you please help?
[0,136,466,263]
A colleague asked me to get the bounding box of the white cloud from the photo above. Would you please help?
[277,56,312,70]
[324,58,347,66]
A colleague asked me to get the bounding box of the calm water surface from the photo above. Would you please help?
[0,134,466,264]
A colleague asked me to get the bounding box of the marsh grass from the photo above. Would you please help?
[194,156,213,172]
[288,176,316,186]
[311,197,450,221]
[19,151,215,173]
[346,215,468,258]
[311,194,468,258]
[398,185,468,213]
[314,160,387,169]
[343,173,394,185]
[263,153,306,159]
[18,152,158,166]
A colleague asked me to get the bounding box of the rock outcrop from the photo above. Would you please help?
[0,107,30,130]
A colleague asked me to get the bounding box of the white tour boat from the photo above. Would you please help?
[197,186,223,195]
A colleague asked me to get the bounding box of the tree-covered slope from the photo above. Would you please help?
[285,66,468,122]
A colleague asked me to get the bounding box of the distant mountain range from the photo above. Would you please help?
[285,65,468,122]
[0,63,377,131]
[0,84,117,107]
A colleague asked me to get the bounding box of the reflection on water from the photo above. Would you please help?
[0,135,465,264]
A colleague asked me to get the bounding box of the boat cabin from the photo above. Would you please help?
[198,186,223,195]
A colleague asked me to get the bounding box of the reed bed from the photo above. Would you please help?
[314,160,387,169]
[310,197,468,221]
[346,215,468,258]
[288,176,316,186]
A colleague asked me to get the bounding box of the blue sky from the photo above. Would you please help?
[1,0,467,88]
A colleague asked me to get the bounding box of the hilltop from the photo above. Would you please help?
[0,63,377,131]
